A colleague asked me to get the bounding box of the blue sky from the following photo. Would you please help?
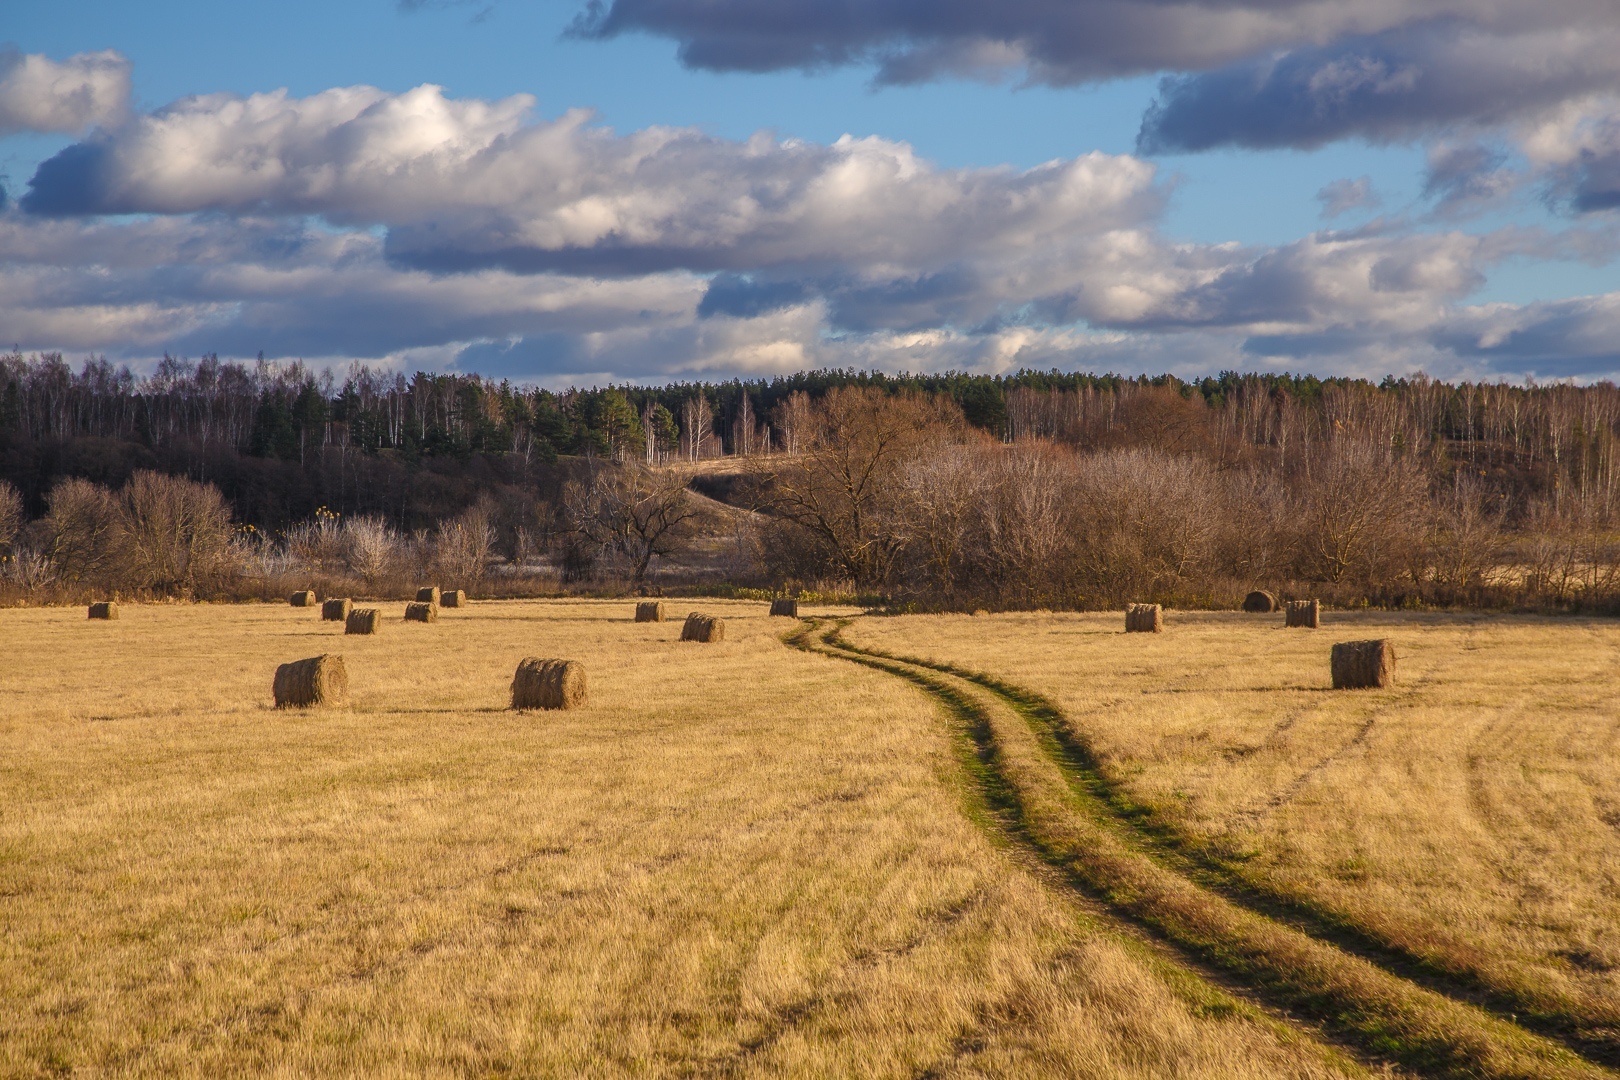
[7,0,1620,385]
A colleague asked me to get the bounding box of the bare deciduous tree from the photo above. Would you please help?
[754,387,963,588]
[563,462,702,583]
[343,516,399,584]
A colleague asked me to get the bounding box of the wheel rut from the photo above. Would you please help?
[787,616,1619,1080]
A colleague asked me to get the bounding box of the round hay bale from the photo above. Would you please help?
[289,590,317,607]
[345,608,382,635]
[404,601,438,623]
[321,598,353,622]
[680,612,725,642]
[273,654,348,708]
[1285,599,1321,629]
[1331,639,1395,689]
[416,586,440,605]
[634,601,666,623]
[1242,590,1277,613]
[440,589,466,608]
[87,601,119,620]
[971,609,990,617]
[769,598,799,618]
[1125,603,1163,633]
[511,657,587,710]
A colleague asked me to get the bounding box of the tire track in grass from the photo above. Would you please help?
[822,623,1620,1067]
[792,618,1616,1080]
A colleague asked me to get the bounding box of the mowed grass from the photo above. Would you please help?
[840,610,1620,1048]
[0,600,1367,1078]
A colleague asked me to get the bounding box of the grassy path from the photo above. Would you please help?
[788,617,1618,1080]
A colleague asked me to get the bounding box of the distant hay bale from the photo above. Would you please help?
[510,657,587,710]
[769,598,799,617]
[1125,603,1163,633]
[273,654,348,708]
[416,586,440,605]
[345,608,382,635]
[404,601,438,623]
[1285,599,1321,629]
[289,590,317,607]
[87,601,119,620]
[971,609,990,617]
[441,589,466,608]
[680,612,725,642]
[321,598,352,622]
[1242,590,1278,613]
[635,601,666,623]
[1331,639,1395,689]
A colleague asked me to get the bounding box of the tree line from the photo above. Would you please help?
[8,350,1620,609]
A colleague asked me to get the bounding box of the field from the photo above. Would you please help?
[2,601,1618,1077]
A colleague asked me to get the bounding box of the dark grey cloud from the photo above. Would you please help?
[1138,20,1620,152]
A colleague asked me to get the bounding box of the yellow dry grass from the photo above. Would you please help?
[0,600,1365,1079]
[840,610,1620,1045]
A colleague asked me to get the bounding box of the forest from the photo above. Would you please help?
[4,348,1620,610]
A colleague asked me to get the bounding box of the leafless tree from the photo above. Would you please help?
[344,516,399,584]
[118,471,237,593]
[435,500,497,585]
[563,461,705,583]
[0,481,22,555]
[754,386,963,588]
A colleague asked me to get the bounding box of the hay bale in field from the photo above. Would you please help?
[321,598,352,622]
[272,654,348,708]
[769,598,799,617]
[510,657,587,710]
[680,612,725,642]
[1331,639,1395,689]
[440,589,466,608]
[404,601,438,623]
[1125,603,1163,633]
[1285,599,1320,629]
[1242,590,1278,613]
[416,586,440,605]
[87,601,119,620]
[634,601,666,622]
[289,590,317,607]
[345,608,382,635]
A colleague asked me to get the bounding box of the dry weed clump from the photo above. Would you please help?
[272,654,348,707]
[510,657,587,710]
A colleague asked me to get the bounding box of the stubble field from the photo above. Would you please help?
[2,599,1617,1078]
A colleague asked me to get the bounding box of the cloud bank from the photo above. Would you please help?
[8,74,1620,385]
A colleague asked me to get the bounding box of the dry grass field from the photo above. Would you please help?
[838,610,1620,1067]
[0,599,1379,1079]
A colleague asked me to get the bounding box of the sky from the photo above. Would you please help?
[8,0,1620,386]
